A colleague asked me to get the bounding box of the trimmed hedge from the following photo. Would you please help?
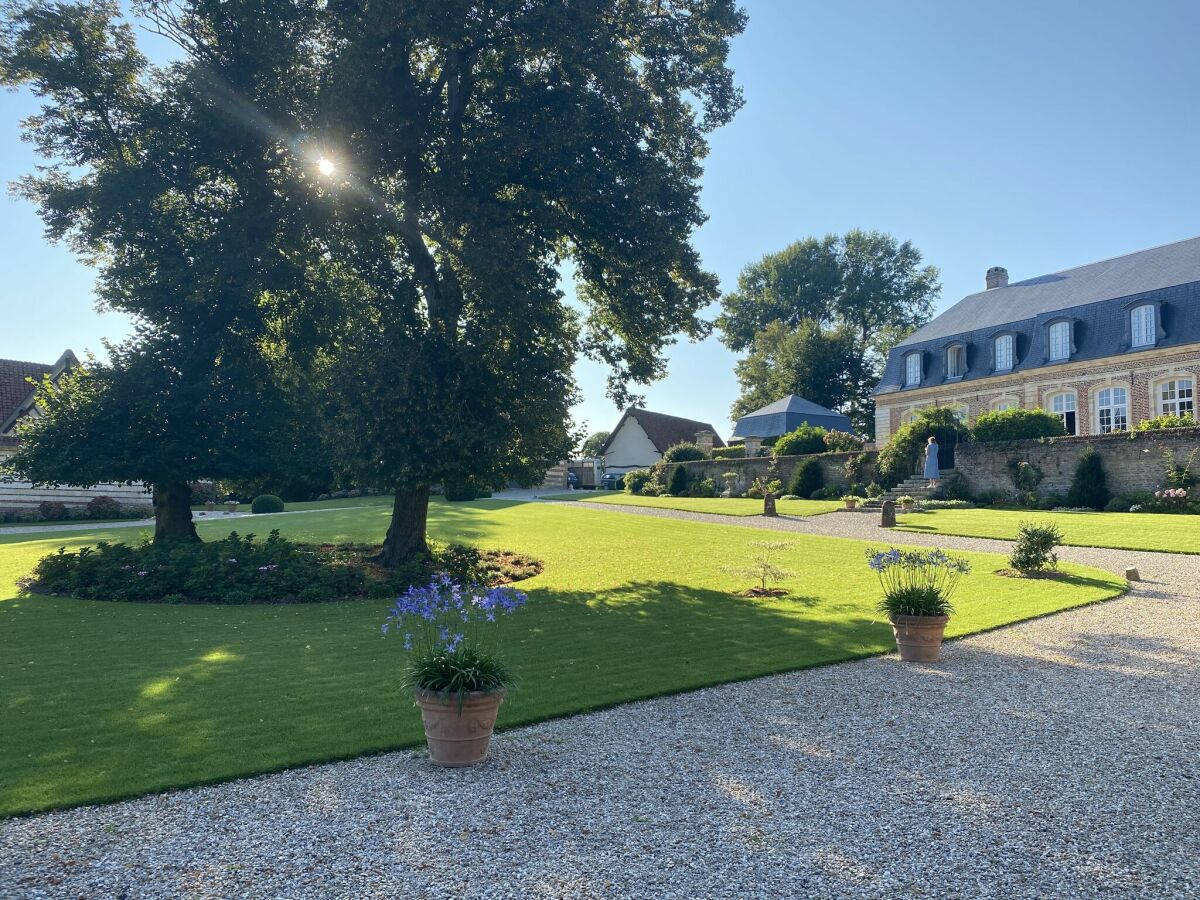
[1067,447,1109,510]
[773,425,827,457]
[661,442,707,463]
[787,458,824,499]
[971,408,1066,442]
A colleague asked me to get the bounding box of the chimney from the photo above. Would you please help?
[694,430,715,457]
[986,266,1009,290]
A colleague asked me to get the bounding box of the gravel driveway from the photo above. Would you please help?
[3,505,1198,898]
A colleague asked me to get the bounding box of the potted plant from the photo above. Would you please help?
[383,575,527,767]
[226,499,239,514]
[841,494,863,510]
[867,548,970,662]
[897,495,916,511]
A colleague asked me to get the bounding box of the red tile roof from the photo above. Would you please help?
[600,408,726,455]
[0,359,53,431]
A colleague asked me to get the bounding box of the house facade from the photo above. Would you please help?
[599,408,726,473]
[874,237,1200,444]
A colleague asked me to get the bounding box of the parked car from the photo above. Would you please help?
[566,471,581,490]
[600,471,625,491]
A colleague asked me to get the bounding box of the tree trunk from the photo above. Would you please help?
[377,485,431,568]
[153,481,199,543]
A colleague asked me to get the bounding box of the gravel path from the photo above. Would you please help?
[3,504,1198,898]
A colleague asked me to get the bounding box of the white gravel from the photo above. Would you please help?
[3,504,1198,898]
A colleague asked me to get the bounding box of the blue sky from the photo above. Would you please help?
[2,1,1198,440]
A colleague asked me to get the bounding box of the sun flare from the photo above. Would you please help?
[317,157,336,177]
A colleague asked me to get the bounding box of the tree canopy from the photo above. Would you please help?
[719,230,941,434]
[1,0,747,560]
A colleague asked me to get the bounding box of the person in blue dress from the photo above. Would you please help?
[924,435,941,487]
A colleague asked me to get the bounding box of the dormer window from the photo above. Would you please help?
[993,333,1015,372]
[1131,304,1155,348]
[945,344,966,379]
[904,352,922,387]
[1048,320,1071,361]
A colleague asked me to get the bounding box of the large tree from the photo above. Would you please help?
[314,1,746,564]
[0,1,339,539]
[719,230,940,433]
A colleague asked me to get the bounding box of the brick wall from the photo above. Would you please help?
[677,450,878,494]
[953,427,1200,498]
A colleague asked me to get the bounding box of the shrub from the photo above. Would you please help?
[711,445,746,460]
[622,469,654,495]
[773,425,827,458]
[920,499,975,509]
[867,547,970,618]
[971,408,1066,442]
[941,471,972,501]
[865,482,883,499]
[843,452,870,483]
[823,430,864,453]
[688,477,717,498]
[668,464,689,496]
[812,485,844,500]
[1008,522,1063,574]
[1163,448,1198,489]
[251,494,285,514]
[1135,413,1198,431]
[876,407,970,488]
[639,481,665,497]
[787,458,824,499]
[37,501,68,521]
[1066,448,1109,510]
[662,442,707,463]
[745,478,781,500]
[1104,497,1133,513]
[86,496,122,519]
[444,481,478,501]
[1006,459,1043,493]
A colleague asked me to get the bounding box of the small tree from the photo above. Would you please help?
[773,424,827,457]
[579,432,611,459]
[662,443,707,464]
[723,541,795,595]
[668,464,689,496]
[788,458,824,499]
[1067,448,1110,510]
[1009,522,1063,574]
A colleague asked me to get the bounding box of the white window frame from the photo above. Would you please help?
[1050,392,1077,435]
[1156,377,1195,418]
[993,333,1015,371]
[1131,304,1155,349]
[945,344,966,379]
[904,352,922,387]
[1095,386,1129,434]
[1048,321,1071,361]
[990,397,1019,413]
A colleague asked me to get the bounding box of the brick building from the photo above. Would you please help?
[874,237,1200,444]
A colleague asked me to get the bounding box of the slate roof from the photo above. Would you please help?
[0,351,77,434]
[732,395,854,438]
[897,236,1200,347]
[878,238,1200,396]
[600,408,726,455]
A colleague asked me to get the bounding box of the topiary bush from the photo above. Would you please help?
[971,408,1066,442]
[1008,522,1063,574]
[787,458,824,499]
[1067,448,1109,510]
[662,442,707,463]
[773,425,827,457]
[444,481,479,501]
[251,494,285,514]
[86,496,123,518]
[668,464,689,496]
[876,407,970,489]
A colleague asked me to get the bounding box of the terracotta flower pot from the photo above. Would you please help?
[900,502,914,511]
[890,614,949,662]
[414,689,505,767]
[226,502,238,513]
[844,500,858,510]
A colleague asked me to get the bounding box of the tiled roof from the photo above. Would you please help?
[600,408,726,455]
[0,359,53,432]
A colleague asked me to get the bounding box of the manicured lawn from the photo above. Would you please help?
[0,500,1124,816]
[897,507,1200,554]
[193,494,394,513]
[541,491,842,517]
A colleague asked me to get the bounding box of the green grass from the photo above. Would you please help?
[193,494,394,513]
[0,500,1124,817]
[897,507,1200,554]
[541,491,842,517]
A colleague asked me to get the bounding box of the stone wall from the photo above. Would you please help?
[953,427,1200,498]
[678,450,878,495]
